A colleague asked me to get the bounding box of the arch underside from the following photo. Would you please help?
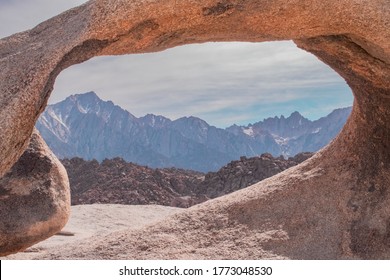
[0,0,389,258]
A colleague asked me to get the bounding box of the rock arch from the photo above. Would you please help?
[0,0,389,258]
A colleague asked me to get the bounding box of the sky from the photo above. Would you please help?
[0,0,353,128]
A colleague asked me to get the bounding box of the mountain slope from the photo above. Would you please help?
[36,92,351,171]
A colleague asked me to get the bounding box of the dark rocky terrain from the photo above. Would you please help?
[63,152,313,208]
[196,152,314,199]
[62,157,206,208]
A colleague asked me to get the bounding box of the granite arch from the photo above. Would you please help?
[0,0,389,258]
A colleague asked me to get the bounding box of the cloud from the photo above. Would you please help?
[1,1,353,128]
[53,41,352,127]
[0,0,87,38]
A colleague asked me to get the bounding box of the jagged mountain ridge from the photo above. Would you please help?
[36,92,351,172]
[226,107,352,156]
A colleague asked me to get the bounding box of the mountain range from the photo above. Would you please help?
[36,92,351,172]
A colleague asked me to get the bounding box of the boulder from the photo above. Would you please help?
[0,130,70,256]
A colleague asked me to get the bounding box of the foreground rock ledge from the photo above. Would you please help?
[0,0,389,258]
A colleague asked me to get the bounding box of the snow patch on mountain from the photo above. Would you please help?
[242,127,254,137]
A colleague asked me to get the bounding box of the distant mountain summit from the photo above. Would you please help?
[36,92,351,172]
[226,107,351,156]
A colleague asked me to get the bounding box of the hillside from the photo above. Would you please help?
[63,152,313,208]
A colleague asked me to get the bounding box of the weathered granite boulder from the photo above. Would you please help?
[0,130,70,256]
[0,0,389,258]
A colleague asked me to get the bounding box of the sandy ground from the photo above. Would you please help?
[1,204,183,260]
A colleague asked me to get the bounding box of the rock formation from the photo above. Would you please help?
[0,0,389,258]
[61,153,311,208]
[63,157,206,208]
[0,130,70,256]
[197,152,313,199]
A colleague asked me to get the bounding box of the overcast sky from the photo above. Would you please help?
[0,0,353,128]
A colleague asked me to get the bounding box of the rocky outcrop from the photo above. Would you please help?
[0,130,70,256]
[62,157,205,208]
[197,153,313,199]
[62,153,312,208]
[0,0,389,259]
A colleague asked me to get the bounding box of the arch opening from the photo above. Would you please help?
[52,40,353,128]
[37,40,353,173]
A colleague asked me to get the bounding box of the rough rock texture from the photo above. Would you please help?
[62,157,206,208]
[198,152,313,199]
[62,153,311,208]
[0,130,70,256]
[0,0,389,258]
